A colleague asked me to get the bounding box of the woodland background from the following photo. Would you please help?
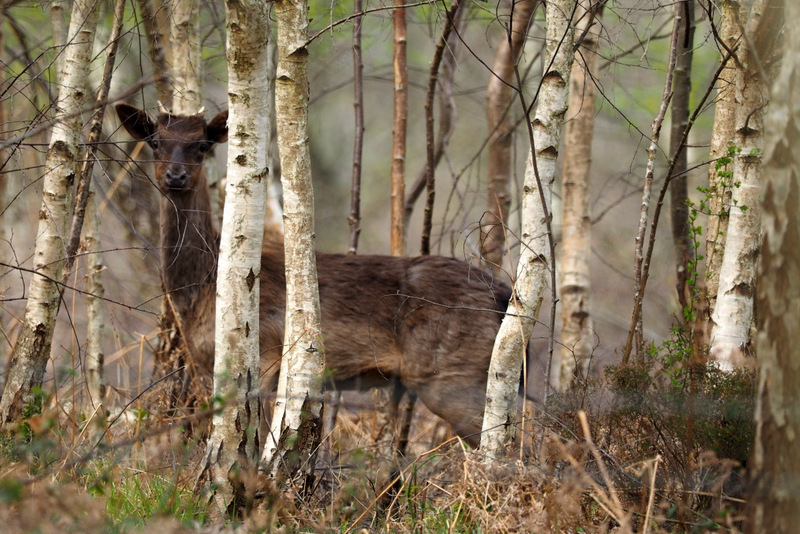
[0,0,793,531]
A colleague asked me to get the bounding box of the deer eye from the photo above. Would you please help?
[148,139,159,150]
[197,141,213,153]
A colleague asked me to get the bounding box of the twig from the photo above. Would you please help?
[642,454,661,533]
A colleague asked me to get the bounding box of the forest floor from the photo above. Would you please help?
[0,356,754,533]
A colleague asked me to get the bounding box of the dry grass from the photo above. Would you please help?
[0,334,754,533]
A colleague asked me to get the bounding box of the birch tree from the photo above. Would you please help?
[0,0,99,425]
[709,0,777,369]
[169,0,202,114]
[556,0,600,391]
[194,0,271,514]
[481,0,574,460]
[78,0,130,409]
[84,189,104,408]
[703,0,739,323]
[261,0,325,491]
[745,3,797,529]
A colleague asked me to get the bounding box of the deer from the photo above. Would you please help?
[115,103,524,447]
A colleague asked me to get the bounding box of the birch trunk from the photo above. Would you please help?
[481,0,574,460]
[261,0,325,491]
[84,189,104,408]
[703,0,739,320]
[51,0,67,78]
[745,3,796,529]
[709,0,772,370]
[169,0,202,114]
[482,0,537,278]
[0,0,99,425]
[556,0,600,391]
[195,0,271,514]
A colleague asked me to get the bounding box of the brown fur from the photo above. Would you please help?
[116,103,515,446]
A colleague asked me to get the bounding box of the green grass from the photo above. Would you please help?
[88,464,209,532]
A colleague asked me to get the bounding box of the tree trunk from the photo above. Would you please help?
[348,0,364,254]
[481,0,574,460]
[669,0,695,313]
[0,0,99,425]
[556,0,600,392]
[84,188,105,408]
[261,0,325,493]
[390,0,408,258]
[195,0,272,515]
[745,3,795,530]
[169,0,202,115]
[709,0,777,370]
[50,0,67,77]
[481,0,537,278]
[703,0,739,324]
[137,0,172,105]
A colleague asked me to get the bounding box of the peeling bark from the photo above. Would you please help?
[709,0,778,369]
[556,0,600,391]
[481,0,574,460]
[0,0,99,426]
[197,0,272,515]
[261,0,325,493]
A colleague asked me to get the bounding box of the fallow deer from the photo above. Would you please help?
[115,103,523,447]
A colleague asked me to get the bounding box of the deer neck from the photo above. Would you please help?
[159,176,219,313]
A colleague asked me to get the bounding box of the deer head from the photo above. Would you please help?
[115,103,229,194]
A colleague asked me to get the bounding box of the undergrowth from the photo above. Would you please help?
[548,324,757,532]
[0,331,757,533]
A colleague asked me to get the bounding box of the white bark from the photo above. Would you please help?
[84,188,105,409]
[51,0,67,79]
[704,0,739,316]
[556,0,600,391]
[264,40,284,241]
[169,0,202,115]
[0,0,99,425]
[709,0,768,370]
[481,0,574,460]
[199,0,271,513]
[262,0,325,486]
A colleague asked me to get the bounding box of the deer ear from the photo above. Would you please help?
[207,110,228,144]
[116,103,156,142]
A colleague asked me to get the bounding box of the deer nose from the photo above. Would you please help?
[165,166,189,190]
